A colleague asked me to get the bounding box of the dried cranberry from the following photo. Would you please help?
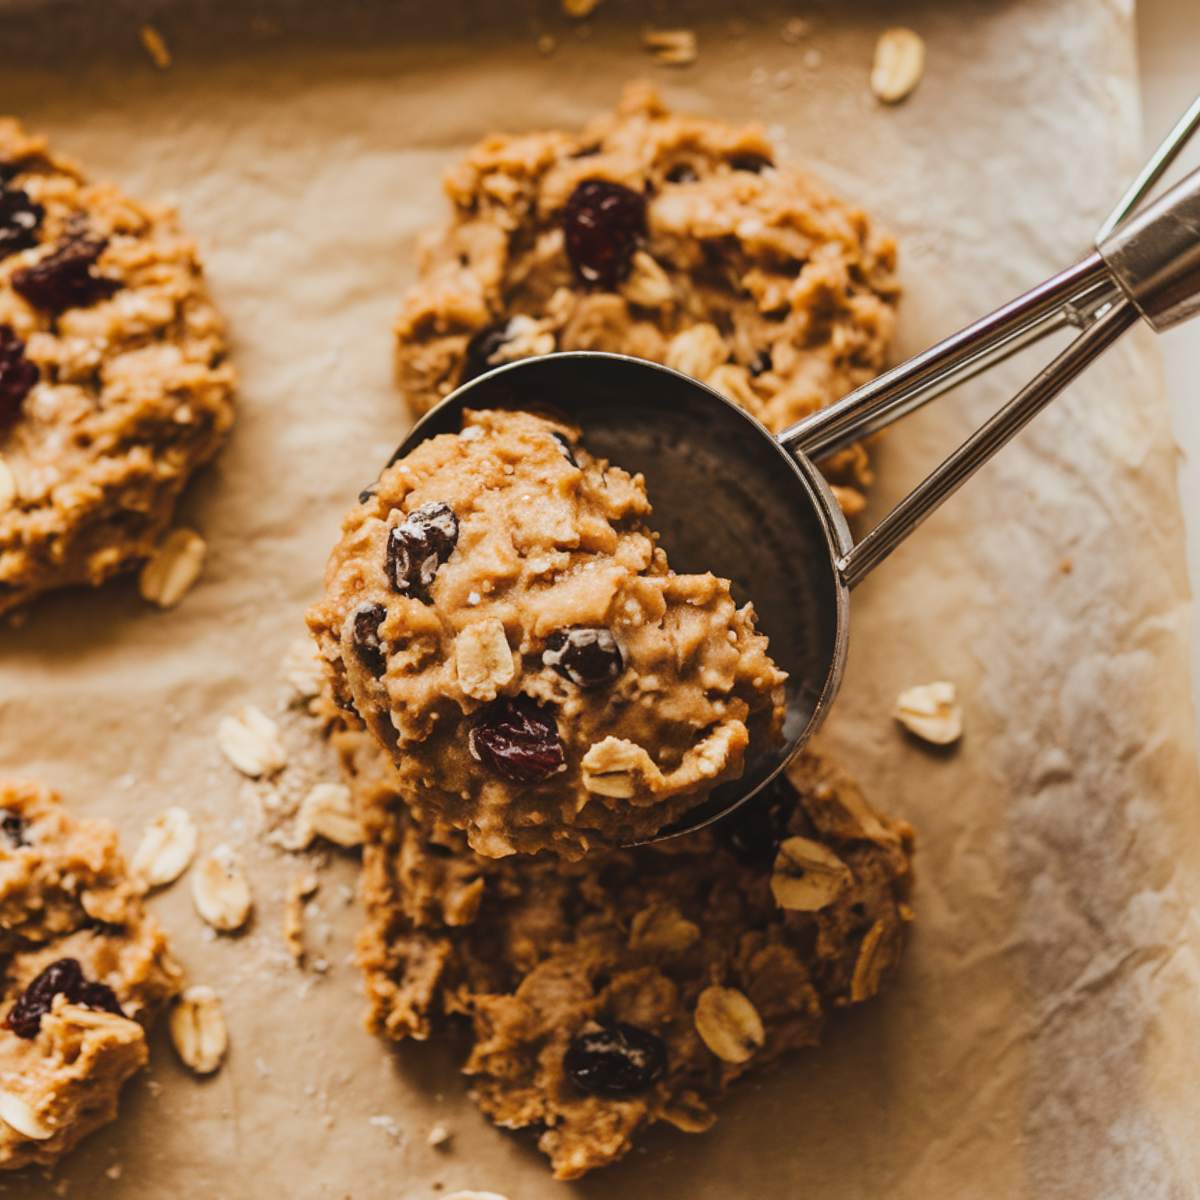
[562,179,646,290]
[550,431,579,469]
[748,349,773,376]
[461,320,514,385]
[0,809,28,848]
[385,502,459,602]
[715,774,798,871]
[469,694,565,784]
[0,325,38,426]
[665,163,699,184]
[352,602,387,676]
[729,153,774,173]
[543,627,623,688]
[4,957,124,1039]
[0,186,43,261]
[565,1021,666,1097]
[11,235,120,314]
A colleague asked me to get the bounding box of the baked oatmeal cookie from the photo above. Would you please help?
[0,781,182,1169]
[308,408,787,859]
[340,721,914,1180]
[394,83,897,515]
[0,119,235,614]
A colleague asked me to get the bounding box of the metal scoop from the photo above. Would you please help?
[387,105,1200,844]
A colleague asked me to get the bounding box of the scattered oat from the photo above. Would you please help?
[138,528,206,609]
[0,458,15,510]
[218,705,286,777]
[851,918,902,1002]
[283,871,319,963]
[139,24,172,69]
[283,636,326,701]
[771,836,852,911]
[693,986,764,1064]
[561,0,602,15]
[643,28,698,66]
[894,680,962,745]
[191,846,253,932]
[131,806,197,889]
[870,27,925,104]
[628,902,700,953]
[0,1091,53,1140]
[455,618,515,701]
[168,986,228,1075]
[295,782,362,849]
[428,1122,453,1149]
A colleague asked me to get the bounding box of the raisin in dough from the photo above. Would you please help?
[0,119,235,615]
[337,718,914,1181]
[394,83,897,516]
[0,781,182,1169]
[308,408,787,859]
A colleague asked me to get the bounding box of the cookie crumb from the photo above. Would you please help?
[283,871,320,964]
[536,33,557,56]
[894,680,962,745]
[561,0,602,15]
[1059,557,1074,575]
[427,1122,453,1149]
[105,1163,123,1181]
[781,16,810,44]
[643,28,698,66]
[138,24,172,69]
[870,27,925,104]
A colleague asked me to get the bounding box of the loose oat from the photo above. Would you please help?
[283,872,319,963]
[628,902,700,953]
[850,918,901,1002]
[0,1091,53,1140]
[137,528,207,609]
[191,846,253,932]
[455,618,516,701]
[168,986,227,1075]
[621,250,674,308]
[770,836,852,911]
[283,636,326,701]
[693,986,764,1064]
[894,680,962,745]
[296,782,362,849]
[130,806,197,889]
[643,28,698,66]
[217,705,287,777]
[870,27,925,104]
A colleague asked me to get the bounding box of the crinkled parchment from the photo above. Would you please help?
[0,1,1197,1197]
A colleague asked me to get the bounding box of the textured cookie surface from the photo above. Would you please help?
[340,720,914,1180]
[308,408,787,858]
[0,781,182,1169]
[394,83,897,515]
[0,119,235,614]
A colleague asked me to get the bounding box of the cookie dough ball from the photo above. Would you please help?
[308,408,787,858]
[0,781,182,1169]
[0,119,235,615]
[394,83,897,515]
[339,718,914,1181]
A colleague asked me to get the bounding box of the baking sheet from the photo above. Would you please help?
[2,0,1200,1196]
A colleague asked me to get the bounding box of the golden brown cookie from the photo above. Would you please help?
[0,119,235,615]
[0,781,182,1169]
[308,408,786,858]
[394,83,897,515]
[339,720,914,1180]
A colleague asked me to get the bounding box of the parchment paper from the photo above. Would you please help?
[2,1,1199,1197]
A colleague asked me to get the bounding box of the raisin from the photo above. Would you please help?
[0,186,43,261]
[352,602,387,677]
[748,349,773,376]
[468,694,565,784]
[565,1021,666,1097]
[665,163,699,184]
[715,774,798,871]
[0,809,28,848]
[570,142,603,159]
[0,324,38,426]
[550,431,579,469]
[11,235,120,314]
[358,486,377,504]
[461,320,513,385]
[729,153,774,173]
[543,627,623,688]
[562,179,646,290]
[385,502,459,602]
[5,957,124,1039]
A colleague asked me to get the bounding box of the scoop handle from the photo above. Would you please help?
[1097,167,1200,331]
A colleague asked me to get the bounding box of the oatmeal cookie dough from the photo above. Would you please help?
[0,119,235,614]
[394,83,897,515]
[339,721,914,1181]
[0,781,182,1169]
[308,408,787,858]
